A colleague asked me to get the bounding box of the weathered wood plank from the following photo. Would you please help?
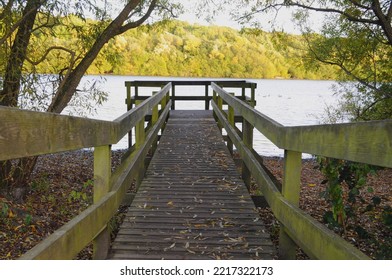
[108,110,275,260]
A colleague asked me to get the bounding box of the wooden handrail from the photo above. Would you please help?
[211,82,392,168]
[125,80,257,88]
[125,80,257,111]
[0,83,171,161]
[212,97,370,259]
[0,83,173,259]
[210,82,391,259]
[20,101,171,259]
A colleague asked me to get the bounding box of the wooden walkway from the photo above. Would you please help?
[108,110,275,260]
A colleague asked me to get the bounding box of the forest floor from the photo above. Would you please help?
[0,150,390,260]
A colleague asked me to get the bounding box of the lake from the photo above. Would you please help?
[82,75,338,157]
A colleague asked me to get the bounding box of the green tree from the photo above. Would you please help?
[197,0,392,120]
[0,0,181,200]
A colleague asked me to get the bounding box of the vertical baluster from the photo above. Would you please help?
[279,150,302,259]
[227,92,235,154]
[93,145,111,259]
[242,119,253,191]
[151,91,159,154]
[217,93,223,134]
[135,100,146,188]
[125,82,132,148]
[171,83,175,110]
[251,83,256,107]
[205,84,209,110]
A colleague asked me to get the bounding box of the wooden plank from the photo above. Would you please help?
[108,110,275,260]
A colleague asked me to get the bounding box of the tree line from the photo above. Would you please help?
[31,19,338,80]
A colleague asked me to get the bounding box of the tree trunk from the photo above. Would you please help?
[1,0,157,200]
[0,0,40,106]
[0,0,41,199]
[47,0,147,113]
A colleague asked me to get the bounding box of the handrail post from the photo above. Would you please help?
[160,88,169,132]
[151,91,159,154]
[279,150,302,259]
[227,92,235,155]
[135,100,146,188]
[205,85,209,110]
[171,83,175,110]
[93,145,112,259]
[217,93,223,134]
[125,82,133,148]
[250,83,256,107]
[135,100,146,149]
[242,118,253,191]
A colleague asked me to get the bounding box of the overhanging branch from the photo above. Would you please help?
[119,0,158,33]
[25,46,76,65]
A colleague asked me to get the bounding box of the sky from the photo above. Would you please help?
[102,0,323,34]
[178,1,323,34]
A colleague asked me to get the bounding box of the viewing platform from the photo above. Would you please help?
[1,79,390,260]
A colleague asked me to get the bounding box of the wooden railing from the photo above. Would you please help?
[1,78,390,260]
[0,83,171,259]
[125,80,257,111]
[211,82,392,260]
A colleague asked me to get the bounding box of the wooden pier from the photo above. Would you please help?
[109,111,275,259]
[2,79,387,260]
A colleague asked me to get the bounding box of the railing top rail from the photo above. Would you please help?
[212,82,392,168]
[125,80,257,88]
[0,83,171,161]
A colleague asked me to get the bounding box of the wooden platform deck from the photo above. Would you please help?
[108,110,276,260]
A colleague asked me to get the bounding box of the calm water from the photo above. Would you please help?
[82,75,338,157]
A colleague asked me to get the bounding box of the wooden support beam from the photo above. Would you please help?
[171,83,175,110]
[93,145,111,260]
[135,100,146,188]
[242,118,253,191]
[205,85,209,110]
[227,93,235,155]
[151,91,159,154]
[279,150,302,259]
[125,83,133,149]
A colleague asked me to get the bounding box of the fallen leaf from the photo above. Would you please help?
[167,201,174,207]
[164,243,176,251]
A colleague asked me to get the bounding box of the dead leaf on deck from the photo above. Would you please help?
[167,201,174,207]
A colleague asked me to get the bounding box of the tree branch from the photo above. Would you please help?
[286,1,380,25]
[0,0,14,21]
[348,0,371,11]
[119,0,158,33]
[25,46,76,65]
[371,0,392,45]
[387,1,392,21]
[0,11,36,45]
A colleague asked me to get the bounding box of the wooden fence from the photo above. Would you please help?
[211,82,391,259]
[0,80,390,259]
[0,83,171,259]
